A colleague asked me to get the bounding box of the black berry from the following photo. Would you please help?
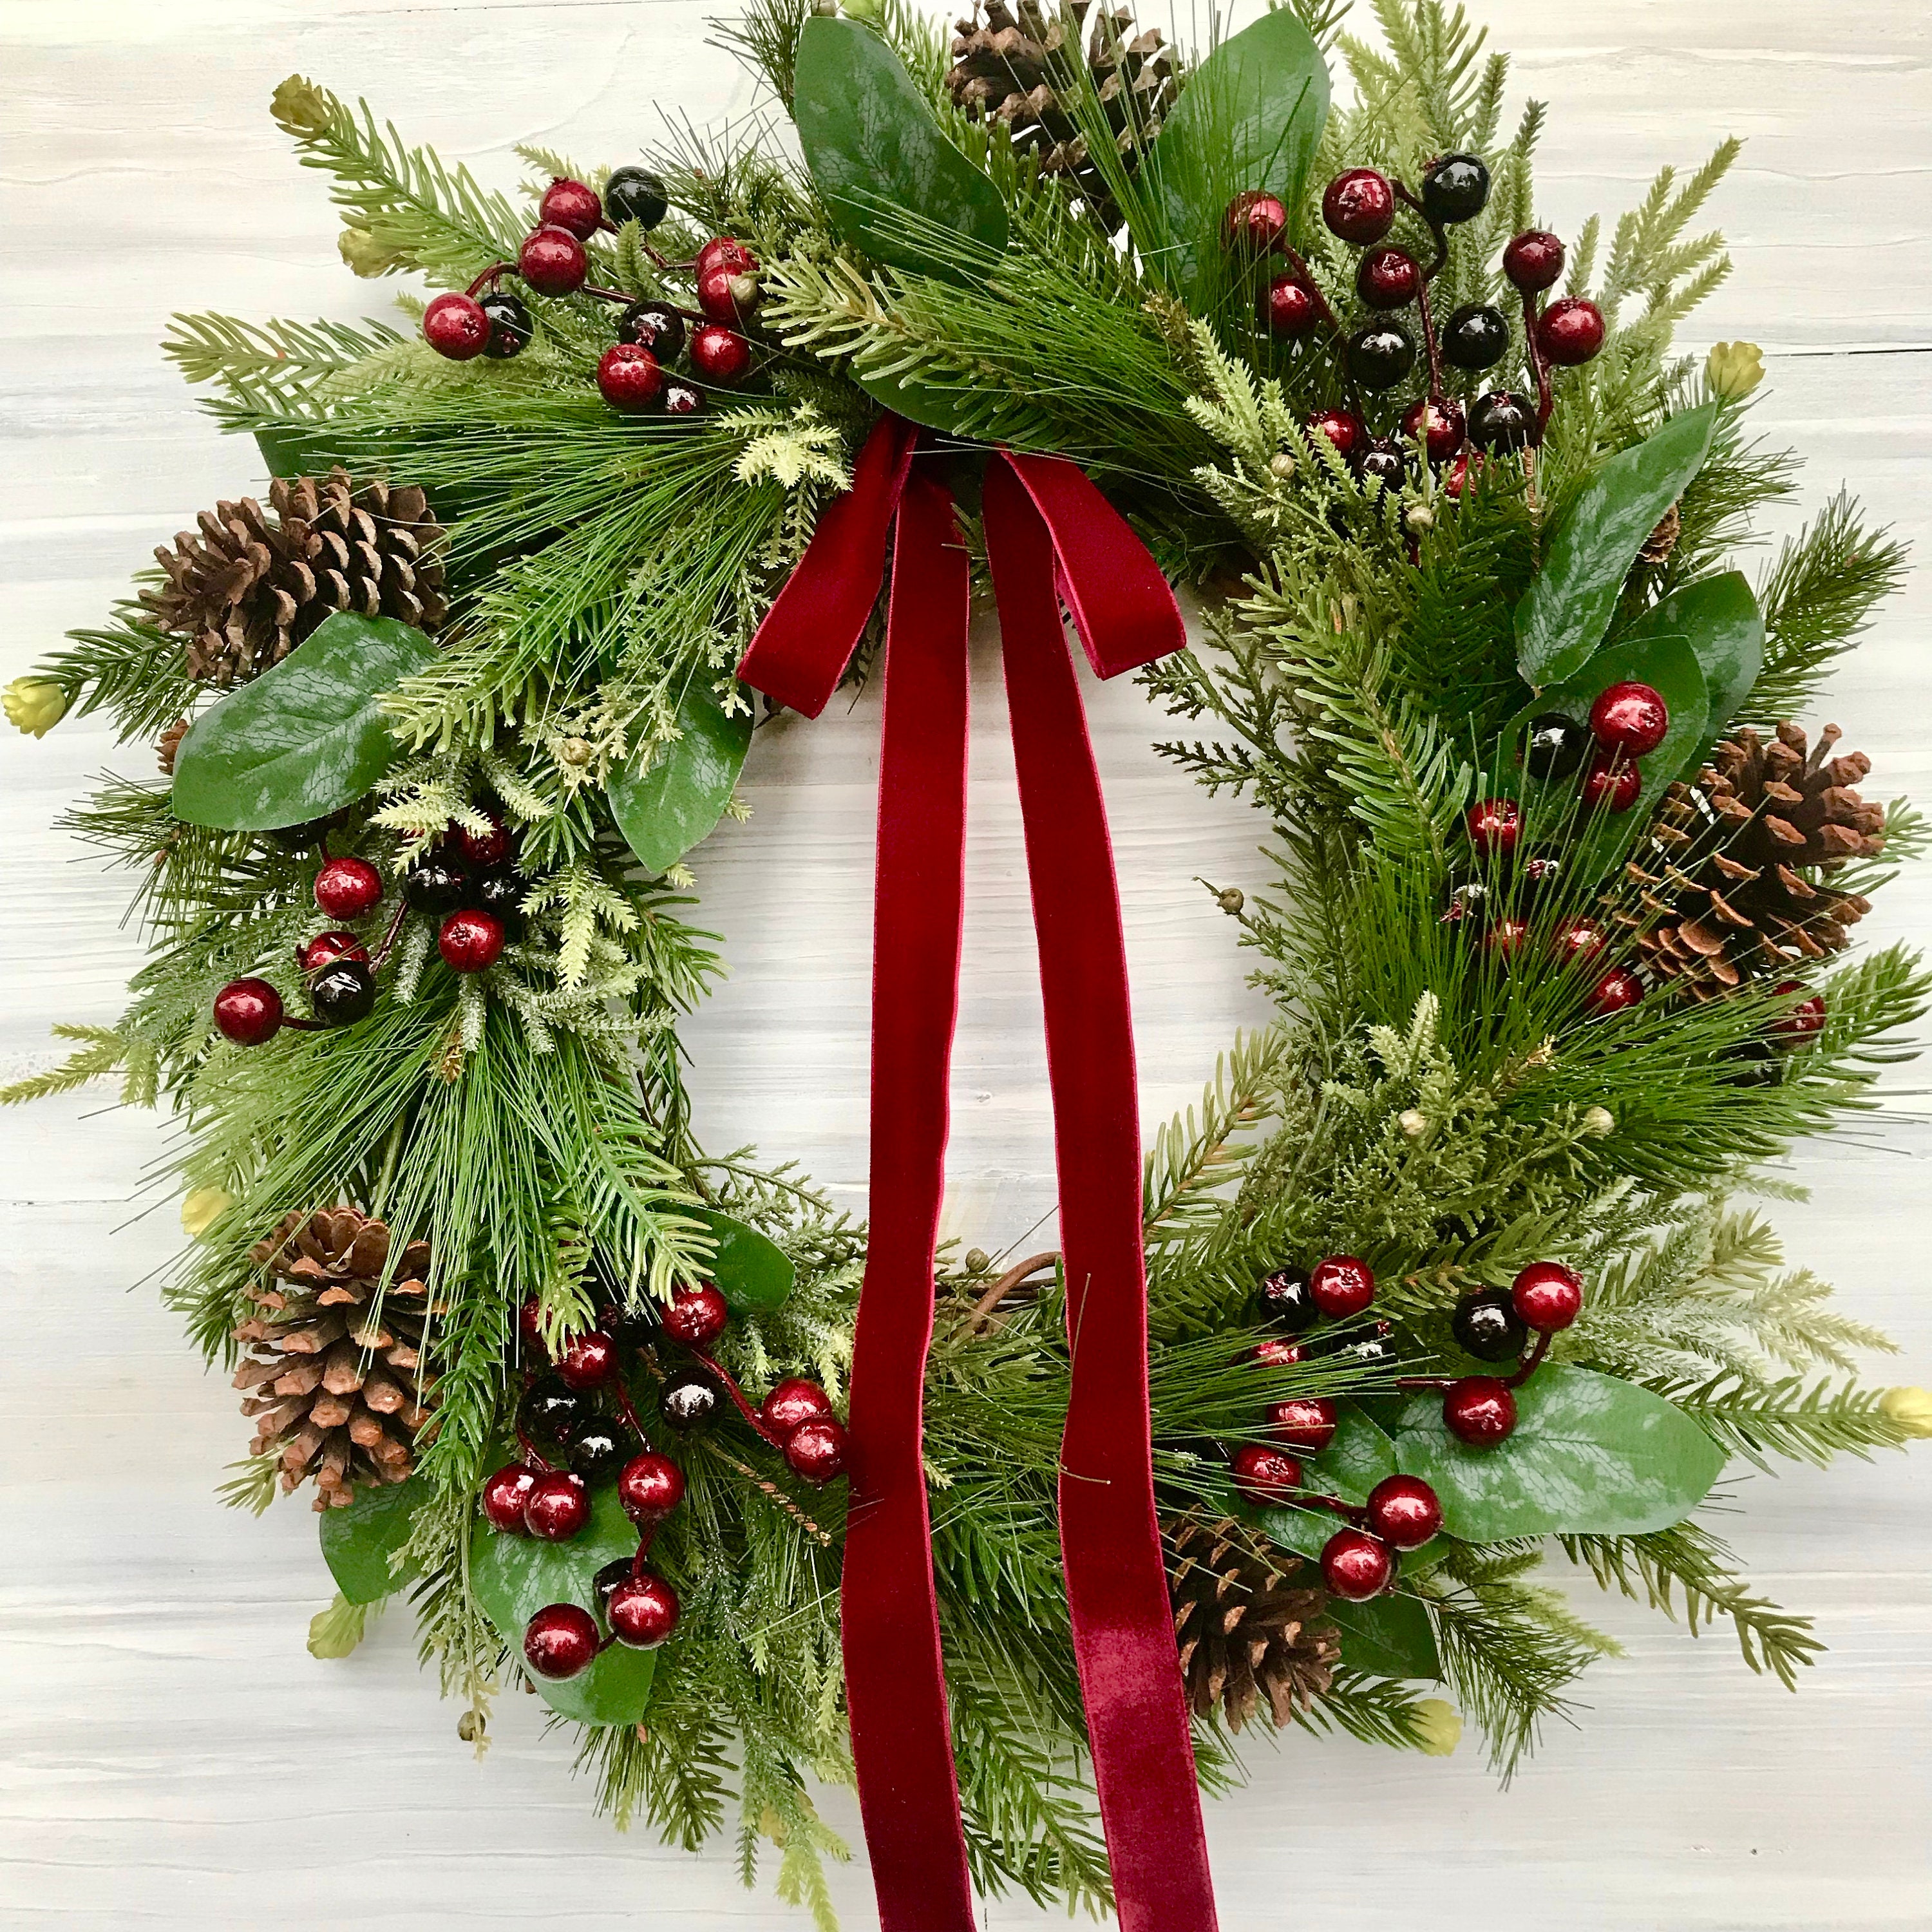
[1314,1321,1398,1369]
[518,1374,589,1447]
[594,1556,637,1605]
[1346,320,1416,392]
[472,867,527,938]
[567,1419,629,1485]
[404,856,468,914]
[1442,878,1489,925]
[1441,303,1509,371]
[663,381,705,418]
[479,290,533,359]
[1450,1288,1528,1363]
[310,958,377,1028]
[1256,1265,1318,1334]
[1356,440,1407,496]
[1525,712,1591,779]
[660,1368,720,1432]
[1468,390,1535,453]
[1420,153,1490,224]
[266,815,337,851]
[604,166,669,231]
[617,300,687,361]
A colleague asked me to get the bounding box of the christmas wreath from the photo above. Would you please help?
[10,1,1929,1924]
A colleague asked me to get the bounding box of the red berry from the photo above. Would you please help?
[518,225,588,296]
[1307,408,1365,461]
[1267,1395,1338,1454]
[1537,296,1605,366]
[761,1378,835,1440]
[1554,919,1606,965]
[423,292,491,361]
[1589,680,1670,758]
[517,1297,547,1356]
[1321,167,1396,245]
[1511,1260,1584,1332]
[524,1602,600,1678]
[1770,980,1827,1041]
[608,1572,681,1648]
[538,177,603,240]
[1251,1337,1303,1368]
[314,855,383,920]
[1443,451,1483,499]
[784,1417,848,1484]
[455,813,511,870]
[481,1463,538,1533]
[1309,1255,1376,1319]
[688,324,752,386]
[1356,245,1420,310]
[296,930,367,974]
[1401,395,1466,463]
[1363,1474,1443,1551]
[697,261,761,327]
[555,1330,618,1391]
[1484,916,1530,960]
[1320,1527,1396,1601]
[1580,752,1642,815]
[694,236,758,282]
[663,1283,730,1349]
[1231,1442,1303,1506]
[1502,229,1565,294]
[618,1452,687,1525]
[1586,966,1645,1017]
[1224,191,1289,252]
[213,977,284,1046]
[1443,1375,1517,1446]
[524,1470,591,1541]
[1466,796,1520,857]
[438,908,505,974]
[1264,274,1321,338]
[597,342,665,412]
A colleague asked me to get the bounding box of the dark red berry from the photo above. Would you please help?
[1345,320,1415,391]
[1466,796,1520,857]
[1484,916,1530,960]
[524,1470,591,1541]
[1224,191,1288,252]
[214,977,283,1045]
[1468,390,1535,453]
[1554,919,1607,965]
[538,177,603,240]
[1769,980,1827,1041]
[605,167,668,231]
[1307,408,1365,462]
[1356,439,1408,496]
[618,1452,687,1526]
[517,1297,547,1356]
[1256,1265,1319,1333]
[524,1602,600,1678]
[1365,1474,1443,1550]
[472,869,526,939]
[1251,1337,1303,1368]
[1443,1376,1517,1446]
[694,236,757,282]
[310,959,376,1027]
[1356,246,1420,310]
[518,225,588,296]
[1538,296,1605,366]
[1443,302,1508,370]
[1320,1527,1395,1600]
[761,1378,834,1440]
[1420,153,1489,225]
[598,342,665,412]
[1581,752,1642,815]
[314,855,382,920]
[663,1283,729,1349]
[1589,681,1669,758]
[1443,451,1482,498]
[1512,1260,1584,1332]
[297,930,367,974]
[479,290,533,359]
[688,324,752,386]
[456,813,511,870]
[784,1417,848,1484]
[404,856,468,914]
[1231,1442,1303,1506]
[439,908,505,974]
[423,292,490,361]
[618,300,686,360]
[697,261,761,328]
[1321,167,1396,245]
[518,1374,589,1445]
[1450,1289,1528,1363]
[662,381,705,417]
[1266,1395,1338,1454]
[1586,967,1645,1017]
[555,1329,618,1391]
[482,1463,538,1533]
[1264,274,1321,337]
[1309,1255,1376,1318]
[608,1572,681,1648]
[1522,855,1563,897]
[1503,229,1565,294]
[1401,395,1466,462]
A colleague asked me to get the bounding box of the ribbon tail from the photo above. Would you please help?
[985,455,1220,1932]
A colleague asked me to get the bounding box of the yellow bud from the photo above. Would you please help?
[1582,1106,1615,1138]
[181,1186,235,1240]
[1398,1109,1428,1139]
[1706,341,1764,401]
[840,0,886,21]
[337,226,407,278]
[270,74,332,135]
[1880,1387,1932,1438]
[5,677,68,739]
[1411,1697,1463,1757]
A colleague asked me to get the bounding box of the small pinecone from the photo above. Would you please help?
[144,468,446,688]
[945,1,1179,224]
[1623,723,1887,998]
[1168,1511,1339,1731]
[157,717,190,776]
[1637,503,1681,566]
[234,1206,437,1510]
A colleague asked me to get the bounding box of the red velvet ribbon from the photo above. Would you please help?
[739,417,1218,1932]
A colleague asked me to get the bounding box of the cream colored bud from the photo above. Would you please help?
[270,74,332,135]
[1411,1697,1463,1757]
[1398,1109,1427,1139]
[1217,886,1245,915]
[5,677,68,738]
[1706,341,1764,400]
[1582,1106,1615,1137]
[558,736,595,767]
[1405,503,1435,531]
[337,226,406,278]
[1880,1387,1932,1438]
[180,1186,234,1239]
[1269,451,1296,480]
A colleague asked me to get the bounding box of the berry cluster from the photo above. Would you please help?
[420,170,756,416]
[401,810,524,974]
[1424,1260,1586,1447]
[1525,679,1672,817]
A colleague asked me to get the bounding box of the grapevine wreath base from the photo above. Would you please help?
[10,0,1932,1924]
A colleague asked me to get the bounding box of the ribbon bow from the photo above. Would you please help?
[739,415,1219,1932]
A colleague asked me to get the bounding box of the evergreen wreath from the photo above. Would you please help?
[8,0,1931,1923]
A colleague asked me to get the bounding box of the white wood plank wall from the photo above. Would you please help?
[1,2,1926,1924]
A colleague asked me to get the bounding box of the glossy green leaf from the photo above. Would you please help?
[699,1209,795,1312]
[1615,571,1763,756]
[607,679,753,875]
[319,1472,428,1605]
[471,1479,659,1725]
[171,611,437,830]
[1331,1590,1440,1680]
[1300,1399,1397,1505]
[1144,9,1329,299]
[853,363,978,439]
[1389,1367,1725,1540]
[1515,403,1719,686]
[256,426,355,480]
[793,16,1009,286]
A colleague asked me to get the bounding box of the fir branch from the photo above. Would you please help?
[0,1025,127,1106]
[1649,1372,1912,1471]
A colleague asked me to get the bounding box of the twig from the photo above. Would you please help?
[958,1250,1061,1336]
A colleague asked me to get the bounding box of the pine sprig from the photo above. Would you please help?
[1651,1372,1913,1471]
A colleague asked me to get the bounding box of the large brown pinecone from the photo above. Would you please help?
[1622,723,1886,998]
[1168,1512,1338,1731]
[945,1,1179,224]
[233,1207,437,1510]
[144,468,446,688]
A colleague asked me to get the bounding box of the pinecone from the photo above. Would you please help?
[144,468,446,688]
[1637,503,1681,566]
[1168,1511,1338,1730]
[945,1,1179,225]
[156,716,190,776]
[1622,722,1887,998]
[233,1206,437,1510]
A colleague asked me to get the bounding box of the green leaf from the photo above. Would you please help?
[1331,1590,1440,1680]
[256,426,354,480]
[1515,403,1719,687]
[171,611,437,830]
[1615,571,1763,756]
[853,363,978,439]
[1144,9,1330,300]
[792,16,1009,286]
[1389,1367,1725,1540]
[470,1479,659,1725]
[1301,1399,1397,1504]
[607,679,753,875]
[699,1209,795,1312]
[318,1472,428,1605]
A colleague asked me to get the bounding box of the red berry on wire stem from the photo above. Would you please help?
[1586,967,1645,1018]
[1401,396,1466,463]
[538,177,603,240]
[1364,1474,1444,1551]
[1320,1527,1396,1601]
[1553,919,1607,965]
[1589,681,1670,758]
[1466,796,1520,857]
[1502,229,1565,294]
[439,908,506,974]
[608,1573,681,1649]
[597,343,665,412]
[663,1283,730,1348]
[1580,752,1642,815]
[1309,1254,1376,1319]
[1223,190,1289,252]
[1511,1260,1584,1332]
[1264,275,1321,338]
[618,1452,687,1526]
[1356,245,1421,310]
[314,855,383,920]
[1266,1395,1338,1454]
[697,262,762,328]
[482,1463,539,1533]
[784,1417,848,1484]
[1231,1442,1303,1506]
[1537,296,1606,367]
[688,325,753,386]
[296,930,368,974]
[1443,1376,1517,1446]
[1321,167,1396,245]
[423,292,491,361]
[1484,916,1530,961]
[555,1330,619,1391]
[1307,408,1365,462]
[1251,1337,1303,1368]
[524,1470,591,1541]
[214,978,284,1046]
[518,225,589,296]
[761,1378,835,1440]
[517,1296,548,1356]
[694,236,759,283]
[524,1602,600,1679]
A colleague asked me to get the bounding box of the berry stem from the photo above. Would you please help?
[1520,289,1553,445]
[1287,1489,1365,1525]
[515,1429,556,1474]
[1273,244,1368,419]
[1395,1374,1457,1393]
[702,1439,835,1546]
[1505,1330,1553,1389]
[368,895,411,969]
[597,222,675,272]
[464,261,513,299]
[629,1520,662,1578]
[609,1373,654,1450]
[690,1348,784,1448]
[1391,181,1450,278]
